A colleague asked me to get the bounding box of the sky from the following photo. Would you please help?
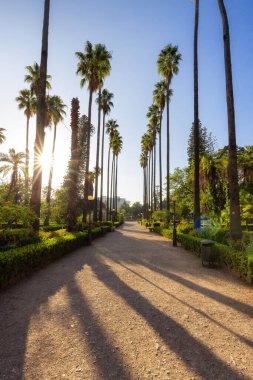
[0,0,252,204]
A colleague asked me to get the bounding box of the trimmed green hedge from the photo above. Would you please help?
[153,227,253,283]
[0,226,111,289]
[0,228,40,249]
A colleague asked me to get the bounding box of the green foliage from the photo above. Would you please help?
[0,228,39,248]
[0,204,37,228]
[152,210,170,222]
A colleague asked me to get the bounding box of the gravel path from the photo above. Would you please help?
[1,221,253,380]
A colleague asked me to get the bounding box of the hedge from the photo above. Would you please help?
[0,226,111,289]
[153,227,253,284]
[0,228,40,249]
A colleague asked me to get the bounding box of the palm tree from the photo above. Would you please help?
[97,89,114,220]
[67,98,80,231]
[16,89,36,203]
[147,104,160,211]
[105,119,119,219]
[0,149,25,203]
[44,95,66,225]
[218,0,242,239]
[30,0,50,230]
[76,41,112,222]
[111,132,123,215]
[157,44,181,219]
[193,0,200,227]
[153,80,171,210]
[0,128,6,144]
[25,62,51,98]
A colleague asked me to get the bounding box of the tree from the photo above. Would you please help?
[110,131,123,215]
[218,0,242,239]
[44,95,66,225]
[0,128,6,145]
[96,89,114,221]
[187,121,216,162]
[193,0,200,227]
[76,41,112,222]
[0,149,25,203]
[16,89,36,203]
[67,98,80,231]
[25,62,51,98]
[157,44,181,218]
[153,80,171,210]
[105,119,119,219]
[30,0,50,230]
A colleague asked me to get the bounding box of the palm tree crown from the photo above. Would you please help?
[157,44,182,84]
[25,62,51,97]
[97,89,114,115]
[76,41,112,92]
[16,89,37,119]
[0,128,6,144]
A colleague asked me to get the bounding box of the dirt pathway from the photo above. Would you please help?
[1,221,253,380]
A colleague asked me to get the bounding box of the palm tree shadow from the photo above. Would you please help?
[89,256,244,379]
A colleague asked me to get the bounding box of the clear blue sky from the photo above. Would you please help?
[0,0,252,203]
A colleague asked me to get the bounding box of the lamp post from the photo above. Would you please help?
[88,195,93,244]
[172,199,177,247]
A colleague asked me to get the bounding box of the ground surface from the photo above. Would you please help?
[1,221,253,380]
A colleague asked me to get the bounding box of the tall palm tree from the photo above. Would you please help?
[193,0,200,227]
[16,89,36,203]
[76,41,112,222]
[97,89,114,220]
[30,0,50,230]
[105,119,119,219]
[44,95,66,225]
[0,149,25,203]
[67,98,80,231]
[0,128,6,144]
[157,44,181,219]
[25,62,51,98]
[218,0,242,239]
[111,132,123,215]
[153,80,171,210]
[147,104,160,211]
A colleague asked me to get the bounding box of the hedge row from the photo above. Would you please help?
[0,226,109,289]
[153,226,253,283]
[0,228,40,249]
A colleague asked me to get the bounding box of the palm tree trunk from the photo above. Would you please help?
[110,155,114,217]
[106,147,111,220]
[99,112,106,221]
[154,136,157,211]
[159,114,163,210]
[115,155,118,215]
[193,0,200,227]
[151,150,153,212]
[94,88,101,222]
[148,154,151,210]
[166,85,170,221]
[44,122,57,226]
[30,0,50,231]
[83,89,93,223]
[25,115,30,204]
[218,0,242,240]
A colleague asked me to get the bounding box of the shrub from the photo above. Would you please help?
[0,204,37,228]
[41,224,67,232]
[0,228,39,248]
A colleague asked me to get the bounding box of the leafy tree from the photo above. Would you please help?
[187,121,216,162]
[157,44,181,217]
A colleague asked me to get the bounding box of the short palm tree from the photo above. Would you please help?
[96,89,114,220]
[16,89,37,203]
[157,44,181,217]
[25,62,51,98]
[76,41,112,222]
[0,149,25,203]
[30,0,51,230]
[44,95,66,225]
[0,128,6,144]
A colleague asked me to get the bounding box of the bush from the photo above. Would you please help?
[41,224,67,232]
[0,228,39,249]
[0,204,37,228]
[152,227,253,283]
